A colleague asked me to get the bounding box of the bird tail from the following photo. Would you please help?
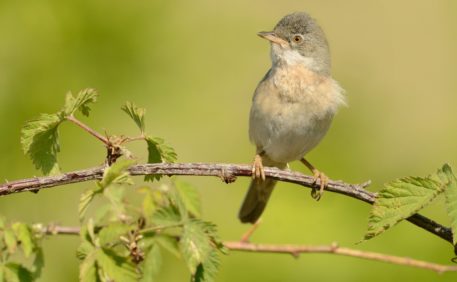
[238,158,286,224]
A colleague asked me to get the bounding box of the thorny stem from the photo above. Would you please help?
[0,163,453,245]
[66,115,110,146]
[38,224,457,274]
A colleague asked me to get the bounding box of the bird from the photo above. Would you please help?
[238,12,346,224]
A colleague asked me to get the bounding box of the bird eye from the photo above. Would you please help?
[292,35,303,43]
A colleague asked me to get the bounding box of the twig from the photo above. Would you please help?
[66,115,110,146]
[223,241,457,274]
[0,163,452,244]
[37,224,457,274]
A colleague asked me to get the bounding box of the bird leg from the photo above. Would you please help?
[251,153,266,181]
[300,158,328,201]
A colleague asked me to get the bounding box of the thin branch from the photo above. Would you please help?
[223,241,457,274]
[66,115,110,146]
[37,224,457,274]
[0,163,452,244]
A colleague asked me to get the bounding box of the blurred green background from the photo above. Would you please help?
[1,0,457,281]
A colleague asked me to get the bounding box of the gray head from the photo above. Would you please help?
[258,12,331,76]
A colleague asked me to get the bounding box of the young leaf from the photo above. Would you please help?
[79,189,97,222]
[96,249,138,282]
[32,247,44,280]
[364,175,445,241]
[64,88,98,117]
[140,244,162,282]
[175,180,201,218]
[152,206,182,227]
[4,263,33,282]
[138,187,157,220]
[3,228,17,254]
[80,250,99,282]
[179,220,213,275]
[122,102,146,133]
[193,250,220,282]
[98,222,132,247]
[12,222,34,258]
[145,137,177,182]
[99,159,136,189]
[21,113,63,175]
[154,235,181,258]
[437,164,457,244]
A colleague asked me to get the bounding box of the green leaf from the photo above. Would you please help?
[103,186,127,218]
[99,159,135,189]
[180,220,213,275]
[193,250,220,282]
[154,235,180,258]
[80,249,99,282]
[77,241,95,261]
[175,180,201,217]
[96,249,137,282]
[152,206,182,227]
[21,113,63,175]
[3,228,17,254]
[364,175,445,241]
[4,263,33,282]
[145,137,177,182]
[98,223,132,247]
[122,101,146,133]
[12,222,34,257]
[64,88,98,117]
[138,187,157,220]
[32,247,44,280]
[437,164,457,244]
[140,244,162,282]
[79,189,97,222]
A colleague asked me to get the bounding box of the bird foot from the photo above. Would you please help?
[310,170,328,201]
[251,154,266,181]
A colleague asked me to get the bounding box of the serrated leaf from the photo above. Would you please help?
[32,247,44,279]
[145,137,177,182]
[64,88,98,117]
[437,164,457,244]
[96,249,137,282]
[99,159,135,189]
[122,102,146,133]
[140,244,162,282]
[3,228,17,254]
[12,222,34,257]
[193,250,220,282]
[154,235,181,258]
[98,223,132,247]
[79,189,97,222]
[152,206,182,227]
[175,180,201,217]
[180,220,213,275]
[21,113,62,175]
[77,241,95,261]
[4,263,33,282]
[364,175,445,241]
[138,187,157,220]
[80,249,99,282]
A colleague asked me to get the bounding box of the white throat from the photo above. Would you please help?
[271,44,315,67]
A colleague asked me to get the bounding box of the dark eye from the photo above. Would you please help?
[292,35,303,43]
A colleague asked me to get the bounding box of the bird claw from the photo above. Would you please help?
[251,154,266,181]
[310,170,328,201]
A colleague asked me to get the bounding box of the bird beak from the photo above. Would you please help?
[257,31,288,47]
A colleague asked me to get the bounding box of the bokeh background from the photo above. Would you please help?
[1,0,457,281]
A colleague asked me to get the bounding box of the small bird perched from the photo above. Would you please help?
[239,12,346,224]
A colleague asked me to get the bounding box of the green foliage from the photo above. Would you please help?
[145,136,178,182]
[21,113,62,175]
[437,164,457,245]
[140,244,162,282]
[122,101,146,133]
[363,164,456,241]
[175,180,202,218]
[64,89,98,117]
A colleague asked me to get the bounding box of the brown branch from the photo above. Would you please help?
[0,163,452,244]
[37,224,457,274]
[223,241,457,274]
[66,115,110,146]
